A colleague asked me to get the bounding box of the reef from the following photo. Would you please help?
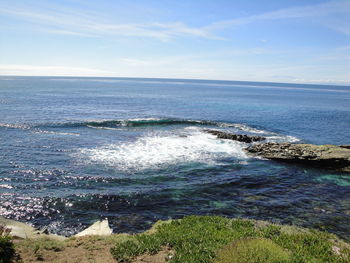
[205,130,350,172]
[205,129,266,143]
[246,143,350,172]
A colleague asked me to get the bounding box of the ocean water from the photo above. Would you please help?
[0,76,349,239]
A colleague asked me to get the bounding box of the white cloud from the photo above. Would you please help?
[0,65,115,76]
[41,29,97,38]
[120,55,193,66]
[1,60,349,85]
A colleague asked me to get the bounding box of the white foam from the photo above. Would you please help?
[125,117,162,121]
[86,125,121,130]
[32,130,80,136]
[0,123,30,129]
[0,184,13,189]
[265,135,300,143]
[0,122,79,136]
[218,123,269,134]
[78,129,248,171]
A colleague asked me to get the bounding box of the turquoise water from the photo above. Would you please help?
[0,76,349,238]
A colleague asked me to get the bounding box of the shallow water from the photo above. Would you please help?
[0,76,349,239]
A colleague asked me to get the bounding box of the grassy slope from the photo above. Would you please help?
[3,216,350,263]
[111,216,350,263]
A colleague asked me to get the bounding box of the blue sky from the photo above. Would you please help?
[0,0,350,84]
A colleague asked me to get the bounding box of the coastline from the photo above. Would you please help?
[1,78,349,262]
[2,133,350,262]
[2,215,350,262]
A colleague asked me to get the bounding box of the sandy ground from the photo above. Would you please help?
[13,236,173,263]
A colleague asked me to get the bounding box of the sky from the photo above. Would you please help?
[0,0,350,84]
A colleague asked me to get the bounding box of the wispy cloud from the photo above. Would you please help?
[0,5,216,41]
[1,0,349,41]
[204,0,350,34]
[40,29,98,38]
[1,1,349,83]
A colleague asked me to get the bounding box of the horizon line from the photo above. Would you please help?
[1,74,350,87]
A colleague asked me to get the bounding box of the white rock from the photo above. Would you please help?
[75,219,112,237]
[0,216,65,240]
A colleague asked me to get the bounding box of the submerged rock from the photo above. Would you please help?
[246,143,350,172]
[205,130,266,143]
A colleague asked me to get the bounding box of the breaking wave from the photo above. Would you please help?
[1,118,299,141]
[44,118,272,134]
[78,128,248,171]
[49,118,217,128]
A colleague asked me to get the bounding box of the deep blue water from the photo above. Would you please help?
[0,76,349,239]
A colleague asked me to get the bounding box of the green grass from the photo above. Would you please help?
[0,225,15,263]
[111,215,350,263]
[215,238,290,263]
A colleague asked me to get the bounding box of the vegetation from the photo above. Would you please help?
[0,225,15,263]
[5,215,350,263]
[111,215,350,263]
[215,238,291,263]
[18,237,66,261]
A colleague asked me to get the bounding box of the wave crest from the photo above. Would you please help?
[46,118,270,134]
[53,118,216,129]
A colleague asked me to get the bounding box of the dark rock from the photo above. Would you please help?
[205,130,266,143]
[245,143,350,173]
[340,145,350,149]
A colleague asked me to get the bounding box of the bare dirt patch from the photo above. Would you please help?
[132,246,174,263]
[14,236,118,263]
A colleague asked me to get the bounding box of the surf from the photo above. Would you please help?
[77,128,249,171]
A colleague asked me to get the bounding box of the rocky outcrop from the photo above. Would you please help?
[206,130,266,143]
[246,143,350,172]
[340,145,350,149]
[74,219,112,237]
[0,216,66,240]
[205,130,350,172]
[0,217,113,239]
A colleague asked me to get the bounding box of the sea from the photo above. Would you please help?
[0,76,349,239]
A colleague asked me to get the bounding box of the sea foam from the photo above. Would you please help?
[78,128,248,171]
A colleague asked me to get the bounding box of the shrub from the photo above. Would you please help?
[0,225,15,263]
